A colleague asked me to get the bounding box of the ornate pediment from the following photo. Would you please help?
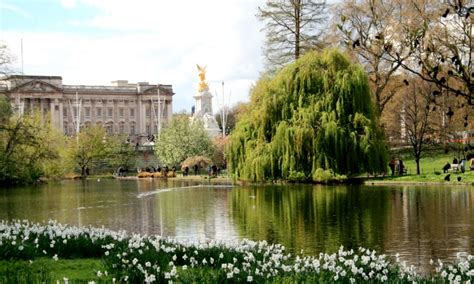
[11,80,62,94]
[143,86,172,96]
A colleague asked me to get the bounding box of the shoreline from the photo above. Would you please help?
[363,180,474,186]
[64,174,474,187]
[113,176,474,186]
[113,175,236,185]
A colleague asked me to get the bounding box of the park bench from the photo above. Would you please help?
[448,164,459,172]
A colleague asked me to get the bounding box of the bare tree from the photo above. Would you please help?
[335,0,414,115]
[215,102,248,135]
[395,0,473,107]
[403,78,437,175]
[0,42,14,76]
[257,0,327,72]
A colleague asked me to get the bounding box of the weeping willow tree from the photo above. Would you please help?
[227,49,387,182]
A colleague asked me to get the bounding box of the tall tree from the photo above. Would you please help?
[66,125,108,178]
[105,134,136,171]
[155,115,214,167]
[0,100,62,184]
[211,135,229,168]
[335,0,412,115]
[227,49,387,182]
[402,78,437,175]
[395,0,473,108]
[0,42,13,75]
[257,0,327,72]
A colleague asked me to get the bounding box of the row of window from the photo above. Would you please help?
[63,123,161,136]
[63,107,168,118]
[63,107,136,118]
[64,122,137,135]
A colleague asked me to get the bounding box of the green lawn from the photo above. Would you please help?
[0,258,111,283]
[373,152,474,183]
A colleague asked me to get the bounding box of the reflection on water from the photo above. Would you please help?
[230,184,389,254]
[0,180,472,270]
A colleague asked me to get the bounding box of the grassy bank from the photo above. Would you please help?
[1,220,473,283]
[368,152,474,184]
[0,258,110,283]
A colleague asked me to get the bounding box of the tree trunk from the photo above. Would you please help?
[416,158,420,175]
[294,0,300,60]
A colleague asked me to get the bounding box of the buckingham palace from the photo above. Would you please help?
[0,75,174,144]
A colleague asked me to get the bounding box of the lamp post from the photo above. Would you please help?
[215,81,230,138]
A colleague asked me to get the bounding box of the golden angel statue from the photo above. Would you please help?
[196,64,209,92]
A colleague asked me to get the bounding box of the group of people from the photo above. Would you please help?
[443,157,474,173]
[182,164,221,177]
[388,158,405,176]
[182,164,201,176]
[208,165,220,177]
[138,166,176,177]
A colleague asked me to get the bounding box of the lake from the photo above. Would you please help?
[0,179,472,271]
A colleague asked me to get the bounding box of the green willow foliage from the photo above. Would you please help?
[227,49,387,182]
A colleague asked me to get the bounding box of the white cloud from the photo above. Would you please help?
[0,3,30,18]
[60,0,77,9]
[59,0,76,9]
[3,0,265,112]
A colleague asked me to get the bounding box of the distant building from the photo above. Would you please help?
[0,75,174,145]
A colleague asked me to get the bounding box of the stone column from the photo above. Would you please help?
[113,99,117,134]
[167,101,172,121]
[59,100,64,131]
[50,99,56,128]
[14,96,20,113]
[150,99,155,135]
[138,96,144,134]
[40,98,45,122]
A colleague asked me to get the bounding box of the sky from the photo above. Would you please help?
[0,0,266,113]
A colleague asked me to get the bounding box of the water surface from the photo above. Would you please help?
[0,179,472,270]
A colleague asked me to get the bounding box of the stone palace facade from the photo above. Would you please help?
[0,75,174,144]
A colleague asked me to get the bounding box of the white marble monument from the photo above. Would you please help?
[191,65,220,137]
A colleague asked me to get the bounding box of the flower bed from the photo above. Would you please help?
[0,220,473,283]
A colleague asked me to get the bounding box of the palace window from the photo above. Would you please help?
[130,108,135,117]
[106,123,113,135]
[108,108,113,117]
[63,108,67,117]
[119,122,125,133]
[85,107,90,118]
[119,108,124,117]
[146,124,150,135]
[130,123,135,135]
[146,108,151,117]
[97,108,102,117]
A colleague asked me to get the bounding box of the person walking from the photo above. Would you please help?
[388,158,396,176]
[398,159,405,175]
